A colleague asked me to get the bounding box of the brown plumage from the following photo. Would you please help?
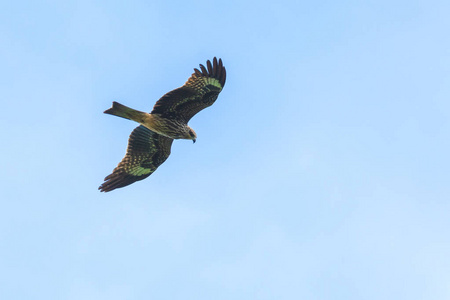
[99,57,226,192]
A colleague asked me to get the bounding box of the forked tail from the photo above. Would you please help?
[104,101,149,123]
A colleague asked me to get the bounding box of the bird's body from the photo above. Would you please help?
[104,102,195,140]
[99,57,226,192]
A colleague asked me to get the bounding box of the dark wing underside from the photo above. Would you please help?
[151,57,226,123]
[99,125,173,192]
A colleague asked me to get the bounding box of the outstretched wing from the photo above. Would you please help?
[99,125,173,192]
[151,57,226,123]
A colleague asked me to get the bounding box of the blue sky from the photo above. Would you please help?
[1,0,450,299]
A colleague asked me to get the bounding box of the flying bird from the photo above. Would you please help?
[99,57,226,192]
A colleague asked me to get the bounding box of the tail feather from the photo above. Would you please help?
[104,101,148,123]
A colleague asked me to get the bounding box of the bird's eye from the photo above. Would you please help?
[189,131,195,137]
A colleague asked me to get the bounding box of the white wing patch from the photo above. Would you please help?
[202,77,222,89]
[128,166,153,176]
[185,74,223,93]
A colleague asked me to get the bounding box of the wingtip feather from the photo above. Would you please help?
[199,64,208,75]
[207,60,213,75]
[212,57,218,77]
[221,66,226,87]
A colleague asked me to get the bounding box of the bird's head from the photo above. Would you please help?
[186,127,197,143]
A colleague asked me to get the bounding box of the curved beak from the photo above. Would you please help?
[193,138,196,144]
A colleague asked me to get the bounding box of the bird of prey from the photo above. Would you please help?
[99,57,226,192]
